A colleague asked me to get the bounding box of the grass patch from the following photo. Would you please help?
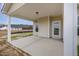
[0,31,33,41]
[11,32,33,40]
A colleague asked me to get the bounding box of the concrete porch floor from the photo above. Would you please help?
[10,36,64,56]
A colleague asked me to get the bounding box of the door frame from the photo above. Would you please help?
[52,20,61,39]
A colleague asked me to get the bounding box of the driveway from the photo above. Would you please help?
[10,36,63,56]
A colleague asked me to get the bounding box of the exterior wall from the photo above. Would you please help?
[38,17,49,38]
[33,16,63,38]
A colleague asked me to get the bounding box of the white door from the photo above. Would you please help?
[52,21,61,39]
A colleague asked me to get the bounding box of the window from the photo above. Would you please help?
[53,21,59,35]
[54,28,59,35]
[77,16,79,35]
[78,16,79,25]
[35,25,38,32]
[35,21,38,32]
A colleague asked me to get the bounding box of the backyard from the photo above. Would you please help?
[11,32,33,40]
[0,30,32,56]
[0,30,7,37]
[0,30,33,41]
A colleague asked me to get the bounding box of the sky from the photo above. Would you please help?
[0,3,33,25]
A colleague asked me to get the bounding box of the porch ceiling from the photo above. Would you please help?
[4,3,63,20]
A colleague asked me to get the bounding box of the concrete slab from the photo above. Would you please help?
[10,36,63,56]
[10,36,39,49]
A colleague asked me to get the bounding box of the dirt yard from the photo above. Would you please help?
[0,30,7,37]
[0,30,31,56]
[0,39,31,56]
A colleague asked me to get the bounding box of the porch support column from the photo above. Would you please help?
[7,16,11,42]
[64,3,77,56]
[48,16,50,38]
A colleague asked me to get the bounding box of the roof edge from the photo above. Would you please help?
[1,3,12,15]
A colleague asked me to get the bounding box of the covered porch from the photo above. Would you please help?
[2,3,78,56]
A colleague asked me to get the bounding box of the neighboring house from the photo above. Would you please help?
[0,25,7,30]
[0,26,7,30]
[11,25,33,31]
[1,3,78,56]
[0,24,33,31]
